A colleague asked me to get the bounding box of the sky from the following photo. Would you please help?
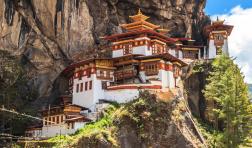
[205,0,252,84]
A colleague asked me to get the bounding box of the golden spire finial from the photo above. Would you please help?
[212,16,225,25]
[129,8,149,22]
[138,8,142,15]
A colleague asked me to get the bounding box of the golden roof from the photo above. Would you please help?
[129,9,149,22]
[120,9,160,31]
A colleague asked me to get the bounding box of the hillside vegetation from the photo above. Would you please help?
[19,91,204,148]
[192,56,252,147]
[0,50,38,136]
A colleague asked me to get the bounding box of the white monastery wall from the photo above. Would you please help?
[179,50,183,59]
[158,69,175,89]
[93,77,106,110]
[74,122,86,130]
[208,40,216,59]
[159,69,169,89]
[169,49,176,57]
[222,39,229,55]
[42,124,74,137]
[112,49,124,58]
[73,75,95,109]
[167,71,175,89]
[104,89,139,103]
[132,45,149,56]
[139,71,147,83]
[26,129,42,138]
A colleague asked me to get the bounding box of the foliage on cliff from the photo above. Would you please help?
[39,91,203,148]
[0,50,37,135]
[203,55,252,147]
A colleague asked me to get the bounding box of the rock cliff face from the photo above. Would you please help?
[0,0,209,99]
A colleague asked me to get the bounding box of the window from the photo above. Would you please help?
[123,44,132,55]
[52,116,55,124]
[215,34,223,41]
[76,84,79,93]
[152,47,157,54]
[80,83,83,92]
[78,72,82,80]
[61,115,63,123]
[85,82,88,91]
[100,70,104,77]
[87,70,91,78]
[49,117,51,125]
[56,116,59,124]
[89,81,92,90]
[45,117,47,125]
[102,81,107,89]
[145,63,158,76]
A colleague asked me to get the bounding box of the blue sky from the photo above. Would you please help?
[205,0,252,84]
[205,0,252,15]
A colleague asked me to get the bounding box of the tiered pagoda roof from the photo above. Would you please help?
[104,29,176,43]
[204,18,233,36]
[104,9,177,43]
[120,9,160,31]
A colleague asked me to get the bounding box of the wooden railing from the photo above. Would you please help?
[114,70,137,80]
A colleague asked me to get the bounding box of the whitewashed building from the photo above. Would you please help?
[203,19,233,59]
[26,10,233,138]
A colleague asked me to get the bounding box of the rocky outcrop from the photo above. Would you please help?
[18,92,205,148]
[0,0,209,101]
[183,60,212,119]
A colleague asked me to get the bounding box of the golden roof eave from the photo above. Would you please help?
[120,20,160,31]
[129,9,149,21]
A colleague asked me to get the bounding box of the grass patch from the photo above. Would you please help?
[47,104,119,147]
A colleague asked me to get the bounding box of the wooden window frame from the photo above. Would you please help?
[48,117,51,125]
[61,115,63,123]
[89,81,92,90]
[56,116,59,124]
[102,81,107,89]
[80,83,83,92]
[76,84,79,93]
[85,82,88,91]
[45,117,47,125]
[78,72,82,80]
[52,116,55,124]
[145,62,159,76]
[123,44,132,55]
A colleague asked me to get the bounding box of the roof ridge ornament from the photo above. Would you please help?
[138,8,142,15]
[129,9,149,22]
[212,16,225,25]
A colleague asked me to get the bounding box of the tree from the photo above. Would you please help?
[204,55,252,147]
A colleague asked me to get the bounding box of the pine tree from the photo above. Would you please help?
[203,55,252,147]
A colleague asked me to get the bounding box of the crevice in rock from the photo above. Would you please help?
[4,0,15,26]
[18,18,31,48]
[54,0,64,36]
[14,2,69,62]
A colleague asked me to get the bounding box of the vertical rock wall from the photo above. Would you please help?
[0,0,209,101]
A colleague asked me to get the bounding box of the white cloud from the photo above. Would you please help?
[211,5,252,83]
